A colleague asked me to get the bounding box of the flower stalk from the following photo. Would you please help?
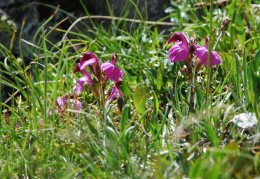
[72,52,124,116]
[167,31,222,112]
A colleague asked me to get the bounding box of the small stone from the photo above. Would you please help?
[232,113,257,129]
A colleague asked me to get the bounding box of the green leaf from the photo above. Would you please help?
[253,49,260,71]
[250,67,260,107]
[224,141,240,153]
[121,68,137,82]
[85,115,99,137]
[235,57,241,99]
[157,68,163,91]
[242,49,250,104]
[152,90,159,116]
[121,104,129,132]
[189,158,202,178]
[236,14,245,50]
[176,153,190,176]
[205,123,218,147]
[194,72,202,109]
[133,84,146,114]
[228,0,237,15]
[149,114,159,138]
[122,78,130,99]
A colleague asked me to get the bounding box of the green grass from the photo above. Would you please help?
[1,0,260,178]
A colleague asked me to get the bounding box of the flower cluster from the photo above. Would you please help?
[51,52,124,117]
[167,32,222,108]
[49,94,82,117]
[73,51,124,104]
[168,32,221,74]
[100,52,124,102]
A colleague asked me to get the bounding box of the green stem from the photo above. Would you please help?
[42,29,48,124]
[206,0,214,117]
[0,74,2,129]
[52,43,66,124]
[147,105,169,151]
[213,31,223,51]
[189,72,194,113]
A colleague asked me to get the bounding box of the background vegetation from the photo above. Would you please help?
[0,0,260,178]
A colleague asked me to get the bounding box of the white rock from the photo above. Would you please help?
[232,113,257,129]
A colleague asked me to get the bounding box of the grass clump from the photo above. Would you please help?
[0,0,260,178]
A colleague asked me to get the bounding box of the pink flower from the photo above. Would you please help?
[63,94,82,112]
[50,94,82,116]
[73,53,99,94]
[108,78,123,101]
[73,63,94,94]
[101,52,124,81]
[168,32,189,62]
[79,52,99,73]
[73,52,102,88]
[195,35,221,67]
[73,79,85,95]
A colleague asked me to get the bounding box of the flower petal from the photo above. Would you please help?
[63,94,76,107]
[63,94,82,115]
[195,46,209,66]
[80,52,98,64]
[74,83,85,95]
[79,69,94,86]
[78,75,94,87]
[109,79,123,101]
[111,52,117,65]
[195,45,221,67]
[195,45,208,60]
[73,63,81,74]
[101,62,124,81]
[56,97,63,110]
[168,32,189,52]
[205,35,209,49]
[80,58,98,70]
[210,51,221,66]
[169,43,188,62]
[69,99,82,111]
[109,86,120,101]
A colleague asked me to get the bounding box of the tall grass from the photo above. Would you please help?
[0,0,260,178]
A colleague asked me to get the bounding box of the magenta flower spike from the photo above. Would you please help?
[111,52,117,65]
[80,52,98,64]
[80,58,98,71]
[73,83,84,95]
[74,63,94,83]
[63,94,82,112]
[73,73,94,95]
[79,52,99,71]
[108,78,123,101]
[49,97,63,116]
[168,32,189,62]
[195,35,221,67]
[73,52,100,77]
[101,52,124,81]
[56,97,64,111]
[52,94,82,116]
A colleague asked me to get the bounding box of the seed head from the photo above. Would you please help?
[221,17,231,31]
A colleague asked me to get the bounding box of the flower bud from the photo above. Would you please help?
[189,39,197,54]
[17,57,23,65]
[117,96,124,112]
[221,17,231,31]
[195,59,203,73]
